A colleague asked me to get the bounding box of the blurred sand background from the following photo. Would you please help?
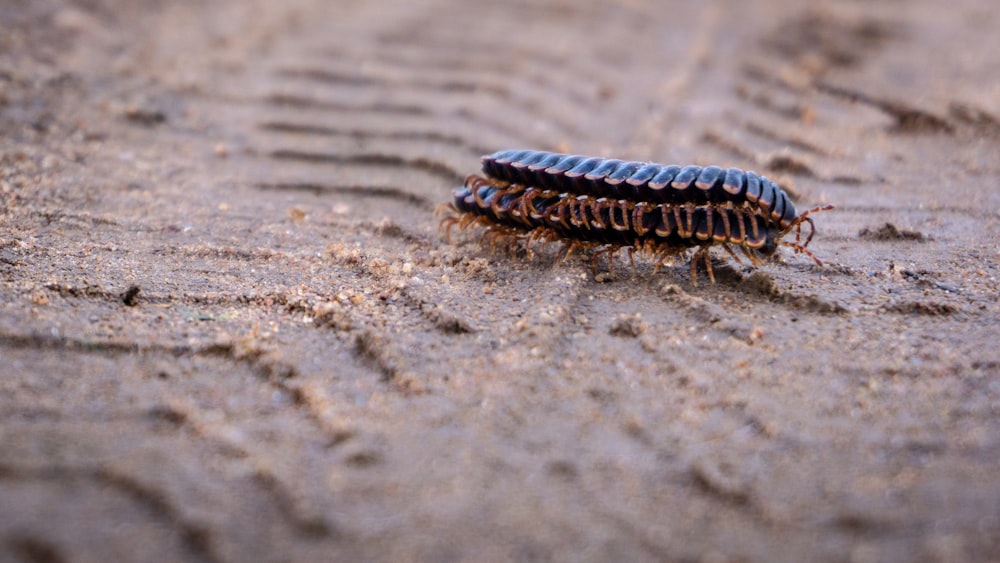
[2,0,999,561]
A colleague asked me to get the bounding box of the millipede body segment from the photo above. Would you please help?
[443,149,833,285]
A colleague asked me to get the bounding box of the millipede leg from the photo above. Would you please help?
[723,243,744,266]
[612,200,630,232]
[556,200,572,230]
[740,245,763,266]
[490,192,504,217]
[470,176,490,207]
[673,206,686,237]
[568,199,583,228]
[527,227,560,257]
[803,217,817,247]
[517,189,534,219]
[632,205,648,236]
[720,206,732,240]
[591,246,619,276]
[557,240,583,263]
[483,228,507,252]
[522,229,539,259]
[653,252,670,275]
[778,240,824,267]
[579,198,594,229]
[439,216,459,242]
[434,201,456,217]
[506,234,524,256]
[589,248,601,275]
[704,248,716,284]
[652,246,681,275]
[688,247,716,287]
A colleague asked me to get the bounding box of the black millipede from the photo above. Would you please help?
[441,149,834,286]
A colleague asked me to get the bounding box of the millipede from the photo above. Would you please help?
[440,149,834,286]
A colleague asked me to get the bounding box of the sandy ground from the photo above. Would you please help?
[2,0,1000,561]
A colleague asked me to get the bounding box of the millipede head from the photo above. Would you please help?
[750,204,832,266]
[785,204,835,248]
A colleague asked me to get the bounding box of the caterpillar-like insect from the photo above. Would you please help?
[441,149,833,285]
